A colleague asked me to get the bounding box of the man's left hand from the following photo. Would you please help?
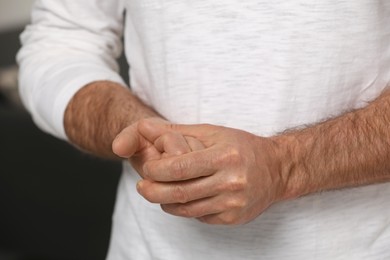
[137,120,289,225]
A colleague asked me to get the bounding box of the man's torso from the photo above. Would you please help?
[108,1,390,259]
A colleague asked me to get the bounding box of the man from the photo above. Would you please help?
[18,0,390,259]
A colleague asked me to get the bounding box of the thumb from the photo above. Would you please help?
[137,118,171,143]
[112,123,148,158]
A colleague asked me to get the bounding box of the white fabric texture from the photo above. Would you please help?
[18,1,390,259]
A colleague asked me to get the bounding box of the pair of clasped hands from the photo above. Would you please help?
[112,118,285,225]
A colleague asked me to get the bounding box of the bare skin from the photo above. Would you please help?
[64,81,158,159]
[64,80,202,177]
[65,80,390,225]
[132,89,390,225]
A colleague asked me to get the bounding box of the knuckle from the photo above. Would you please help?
[225,197,247,209]
[172,185,189,203]
[170,159,188,180]
[227,146,242,165]
[214,145,241,166]
[224,175,247,191]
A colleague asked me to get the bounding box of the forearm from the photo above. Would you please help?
[64,80,159,159]
[277,89,390,199]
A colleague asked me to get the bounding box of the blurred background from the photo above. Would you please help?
[0,1,127,259]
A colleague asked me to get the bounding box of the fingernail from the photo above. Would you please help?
[136,181,143,192]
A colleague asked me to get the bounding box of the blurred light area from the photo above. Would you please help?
[0,65,22,107]
[0,0,35,32]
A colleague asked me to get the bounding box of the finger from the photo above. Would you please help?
[160,195,230,218]
[112,124,148,158]
[168,123,216,139]
[137,118,173,143]
[130,145,162,178]
[161,194,247,223]
[154,134,206,156]
[143,148,217,182]
[185,136,205,151]
[137,176,220,204]
[138,118,216,144]
[154,132,192,155]
[197,211,244,226]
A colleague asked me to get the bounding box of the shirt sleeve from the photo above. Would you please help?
[17,0,126,140]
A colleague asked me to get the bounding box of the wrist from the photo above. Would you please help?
[270,133,307,200]
[64,80,161,159]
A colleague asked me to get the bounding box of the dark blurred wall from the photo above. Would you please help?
[0,25,127,260]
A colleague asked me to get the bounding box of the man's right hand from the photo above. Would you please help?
[112,118,204,178]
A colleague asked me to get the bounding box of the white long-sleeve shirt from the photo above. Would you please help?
[18,1,390,259]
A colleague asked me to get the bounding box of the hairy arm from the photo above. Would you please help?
[64,80,204,176]
[280,89,390,199]
[64,80,158,159]
[135,88,390,225]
